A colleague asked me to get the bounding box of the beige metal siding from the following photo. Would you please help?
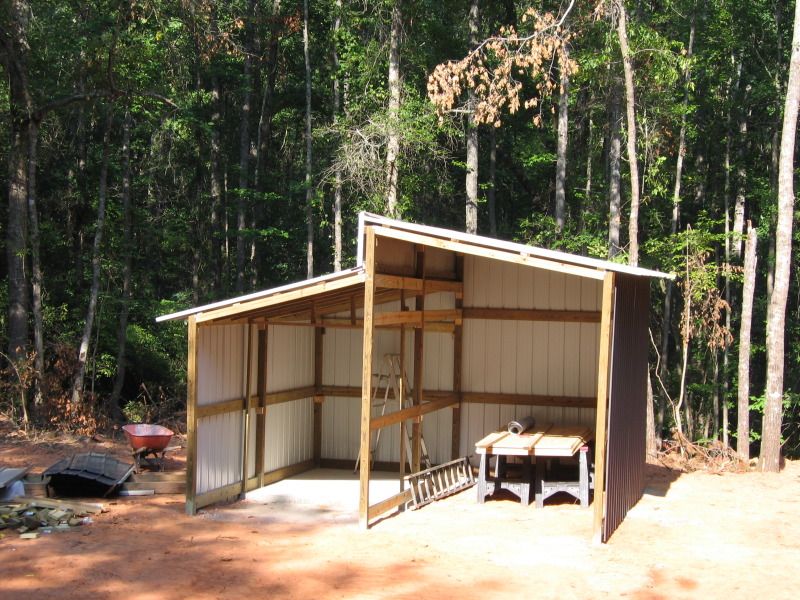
[460,256,601,458]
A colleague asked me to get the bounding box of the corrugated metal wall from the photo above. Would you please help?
[196,324,252,495]
[195,322,315,496]
[603,275,650,542]
[460,256,601,459]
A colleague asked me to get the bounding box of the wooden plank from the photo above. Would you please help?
[359,226,376,529]
[373,309,462,327]
[370,397,459,431]
[367,488,413,521]
[255,328,267,488]
[241,324,253,497]
[371,225,606,281]
[412,248,425,473]
[185,315,198,515]
[264,318,455,334]
[195,481,242,510]
[452,254,464,461]
[460,391,595,408]
[593,271,615,544]
[462,307,601,323]
[533,426,593,456]
[195,397,245,418]
[264,385,317,405]
[374,274,463,295]
[313,318,323,466]
[195,271,367,323]
[10,497,106,514]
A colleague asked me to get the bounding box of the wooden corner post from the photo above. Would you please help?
[186,315,198,515]
[313,313,324,466]
[255,325,267,488]
[359,226,377,529]
[593,271,615,544]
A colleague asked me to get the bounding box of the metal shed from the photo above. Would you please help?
[158,213,672,542]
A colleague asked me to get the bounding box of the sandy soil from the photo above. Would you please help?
[2,421,799,600]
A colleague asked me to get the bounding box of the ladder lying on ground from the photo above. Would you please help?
[354,354,432,472]
[404,457,475,509]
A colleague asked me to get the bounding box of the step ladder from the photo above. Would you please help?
[404,457,475,509]
[354,354,432,472]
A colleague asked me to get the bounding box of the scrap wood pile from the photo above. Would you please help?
[657,431,748,473]
[0,497,105,540]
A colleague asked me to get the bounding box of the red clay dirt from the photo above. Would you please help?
[1,419,798,600]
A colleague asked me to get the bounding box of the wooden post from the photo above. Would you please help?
[185,315,198,515]
[412,246,426,472]
[241,323,253,497]
[593,271,615,543]
[314,311,324,466]
[451,254,464,460]
[359,226,377,528]
[255,326,267,488]
[399,311,407,497]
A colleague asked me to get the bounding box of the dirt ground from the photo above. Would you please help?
[2,420,799,600]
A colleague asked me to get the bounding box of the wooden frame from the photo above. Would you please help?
[185,315,198,515]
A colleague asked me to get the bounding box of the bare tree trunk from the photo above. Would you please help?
[583,115,592,234]
[236,0,257,292]
[109,110,133,420]
[71,107,114,406]
[616,2,641,266]
[608,82,622,258]
[488,127,497,236]
[646,370,657,457]
[760,0,800,472]
[5,0,32,364]
[554,46,569,235]
[333,0,343,271]
[737,222,757,460]
[385,0,402,218]
[303,0,314,278]
[465,0,480,235]
[26,121,44,405]
[733,79,750,259]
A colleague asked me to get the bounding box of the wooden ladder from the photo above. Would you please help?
[355,354,432,472]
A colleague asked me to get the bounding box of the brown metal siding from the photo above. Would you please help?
[603,275,650,542]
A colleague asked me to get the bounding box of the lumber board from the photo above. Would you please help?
[11,497,106,514]
[359,227,376,529]
[367,489,412,521]
[255,328,267,487]
[194,481,242,510]
[373,309,462,327]
[186,315,198,515]
[374,274,463,295]
[462,307,601,323]
[593,271,615,544]
[460,391,595,408]
[196,398,245,418]
[370,397,459,431]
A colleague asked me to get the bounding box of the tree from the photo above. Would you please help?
[385,0,403,218]
[737,222,757,461]
[465,0,480,234]
[760,0,800,472]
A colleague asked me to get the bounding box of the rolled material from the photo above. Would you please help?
[508,416,536,435]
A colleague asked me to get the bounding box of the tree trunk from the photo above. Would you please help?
[5,0,32,364]
[488,127,497,236]
[303,0,314,278]
[71,107,114,406]
[646,370,658,457]
[737,222,757,460]
[616,2,641,266]
[333,0,343,271]
[583,115,592,234]
[236,0,257,292]
[554,46,569,235]
[26,121,44,405]
[760,0,800,472]
[385,0,402,218]
[109,110,133,420]
[733,81,750,259]
[608,82,622,258]
[670,11,695,245]
[465,0,480,235]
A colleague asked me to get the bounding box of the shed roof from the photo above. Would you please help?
[157,213,672,323]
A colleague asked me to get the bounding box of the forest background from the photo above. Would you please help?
[1,0,798,469]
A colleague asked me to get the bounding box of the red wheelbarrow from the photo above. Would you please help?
[122,424,175,472]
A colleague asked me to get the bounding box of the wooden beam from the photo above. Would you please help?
[374,309,462,327]
[195,271,367,323]
[313,323,323,466]
[264,385,317,406]
[359,227,377,529]
[370,397,459,431]
[194,481,242,511]
[259,317,456,334]
[374,274,463,295]
[460,391,596,408]
[452,254,464,461]
[593,271,615,544]
[367,489,412,521]
[462,307,601,323]
[196,397,245,419]
[255,328,267,488]
[412,247,425,472]
[185,316,198,515]
[372,225,607,280]
[241,324,253,497]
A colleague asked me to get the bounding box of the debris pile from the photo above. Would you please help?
[657,432,748,473]
[0,497,105,540]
